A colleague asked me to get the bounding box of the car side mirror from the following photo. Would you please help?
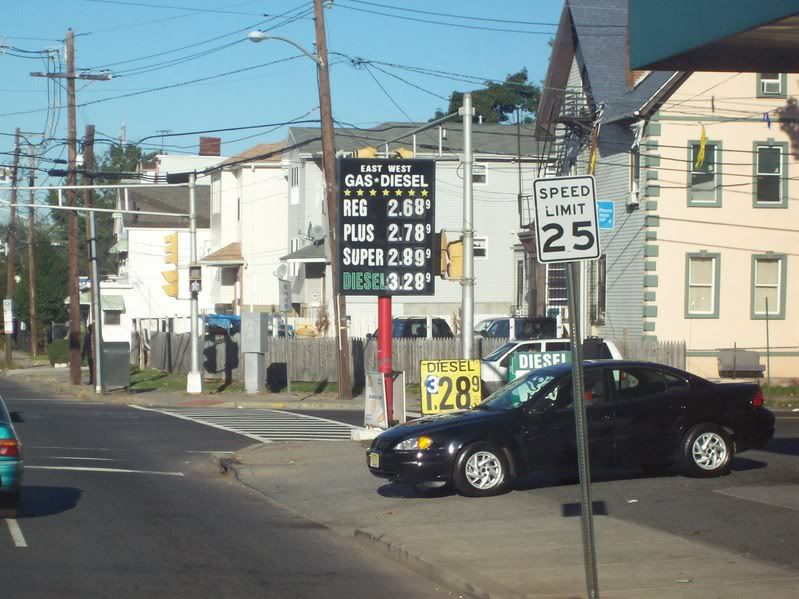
[10,411,23,423]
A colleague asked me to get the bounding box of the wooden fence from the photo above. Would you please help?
[145,332,685,384]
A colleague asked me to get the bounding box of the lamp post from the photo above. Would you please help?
[248,19,353,400]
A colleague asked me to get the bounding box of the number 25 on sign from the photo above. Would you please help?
[420,359,482,415]
[533,175,601,263]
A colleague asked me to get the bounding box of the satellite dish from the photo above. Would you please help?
[275,264,288,280]
[310,225,325,241]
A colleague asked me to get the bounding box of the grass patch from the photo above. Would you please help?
[129,367,187,392]
[762,384,799,409]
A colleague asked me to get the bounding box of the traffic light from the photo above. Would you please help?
[447,239,464,280]
[162,270,179,298]
[164,232,178,265]
[163,232,179,297]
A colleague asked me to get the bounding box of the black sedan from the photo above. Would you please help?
[366,360,775,497]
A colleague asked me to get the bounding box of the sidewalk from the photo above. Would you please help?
[216,441,799,599]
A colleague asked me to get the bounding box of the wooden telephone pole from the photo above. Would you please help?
[313,0,352,400]
[31,30,110,384]
[5,129,20,367]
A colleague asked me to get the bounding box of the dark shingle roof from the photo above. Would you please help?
[123,185,210,229]
[289,121,543,157]
[567,0,678,122]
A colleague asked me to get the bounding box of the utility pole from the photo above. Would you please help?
[31,29,110,385]
[313,0,352,400]
[27,144,37,357]
[5,129,20,367]
[82,125,104,393]
[186,172,203,394]
[460,92,475,359]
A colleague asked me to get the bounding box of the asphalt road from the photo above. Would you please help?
[0,378,453,599]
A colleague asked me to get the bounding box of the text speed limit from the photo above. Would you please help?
[533,175,601,263]
[420,359,482,414]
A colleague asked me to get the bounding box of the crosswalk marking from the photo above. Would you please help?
[132,406,356,442]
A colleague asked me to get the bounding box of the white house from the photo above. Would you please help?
[100,184,212,341]
[204,142,288,314]
[281,122,548,336]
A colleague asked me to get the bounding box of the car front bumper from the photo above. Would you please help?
[366,449,453,484]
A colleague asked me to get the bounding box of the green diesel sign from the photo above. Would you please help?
[509,351,572,381]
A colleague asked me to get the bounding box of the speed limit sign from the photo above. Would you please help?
[533,175,601,263]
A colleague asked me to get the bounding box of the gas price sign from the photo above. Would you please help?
[337,158,435,296]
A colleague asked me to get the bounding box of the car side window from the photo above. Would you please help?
[531,371,605,412]
[663,372,689,392]
[499,342,541,368]
[432,320,446,337]
[610,368,667,402]
[545,341,570,351]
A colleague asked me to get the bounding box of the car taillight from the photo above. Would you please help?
[0,439,19,457]
[751,389,764,408]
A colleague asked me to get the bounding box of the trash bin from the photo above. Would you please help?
[102,341,131,390]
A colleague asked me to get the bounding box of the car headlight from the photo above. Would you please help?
[394,436,433,451]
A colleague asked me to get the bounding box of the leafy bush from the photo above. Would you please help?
[47,338,70,366]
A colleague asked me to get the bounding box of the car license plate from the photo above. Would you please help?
[369,452,380,468]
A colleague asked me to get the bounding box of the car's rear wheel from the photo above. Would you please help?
[681,424,733,477]
[453,442,510,497]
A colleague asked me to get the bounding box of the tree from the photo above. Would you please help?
[15,228,68,329]
[46,144,156,277]
[432,68,541,124]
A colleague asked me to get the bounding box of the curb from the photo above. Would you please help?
[213,453,497,599]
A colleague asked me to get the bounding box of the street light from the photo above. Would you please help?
[247,31,324,67]
[246,11,354,401]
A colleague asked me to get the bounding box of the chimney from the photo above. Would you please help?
[199,136,221,156]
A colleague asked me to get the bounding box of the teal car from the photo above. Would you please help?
[0,395,23,516]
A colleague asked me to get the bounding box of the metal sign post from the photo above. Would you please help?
[534,174,601,599]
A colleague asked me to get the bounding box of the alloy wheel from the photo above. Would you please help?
[691,432,728,471]
[464,451,503,490]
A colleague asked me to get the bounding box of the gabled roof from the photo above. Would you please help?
[280,240,328,263]
[288,121,544,157]
[218,142,284,168]
[539,0,682,128]
[123,185,210,229]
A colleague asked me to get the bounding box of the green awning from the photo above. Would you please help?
[65,292,125,312]
[108,238,128,254]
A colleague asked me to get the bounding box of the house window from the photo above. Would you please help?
[685,253,720,318]
[104,311,121,326]
[752,255,786,319]
[755,144,786,206]
[211,178,221,214]
[289,238,301,277]
[689,142,720,205]
[758,73,785,97]
[473,237,487,258]
[289,166,300,206]
[473,164,487,184]
[630,146,640,199]
[515,259,525,309]
[546,263,567,308]
[221,267,238,286]
[591,255,606,325]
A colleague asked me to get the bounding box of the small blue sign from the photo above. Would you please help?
[597,201,615,230]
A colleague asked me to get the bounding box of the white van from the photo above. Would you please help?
[480,337,622,395]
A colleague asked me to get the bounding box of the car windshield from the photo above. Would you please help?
[483,342,516,362]
[474,319,493,333]
[478,372,557,410]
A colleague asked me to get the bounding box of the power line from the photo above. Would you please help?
[84,0,273,17]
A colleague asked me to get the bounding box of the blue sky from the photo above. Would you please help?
[1,0,561,168]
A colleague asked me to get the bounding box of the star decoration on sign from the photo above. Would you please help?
[356,188,364,196]
[382,189,390,197]
[407,189,416,197]
[394,189,403,196]
[344,189,351,197]
[369,189,377,197]
[420,189,428,197]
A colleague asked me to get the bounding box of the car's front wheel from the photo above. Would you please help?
[681,424,733,477]
[453,442,510,497]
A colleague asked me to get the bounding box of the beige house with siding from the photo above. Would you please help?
[643,71,799,377]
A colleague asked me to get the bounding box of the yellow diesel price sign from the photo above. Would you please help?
[420,359,482,414]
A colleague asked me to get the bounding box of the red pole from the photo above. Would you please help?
[377,295,393,425]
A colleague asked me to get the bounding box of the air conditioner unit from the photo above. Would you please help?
[627,181,640,210]
[763,78,781,95]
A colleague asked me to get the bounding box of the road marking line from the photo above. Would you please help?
[28,446,112,451]
[129,405,274,444]
[6,519,27,548]
[26,466,183,476]
[185,450,236,454]
[39,456,118,461]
